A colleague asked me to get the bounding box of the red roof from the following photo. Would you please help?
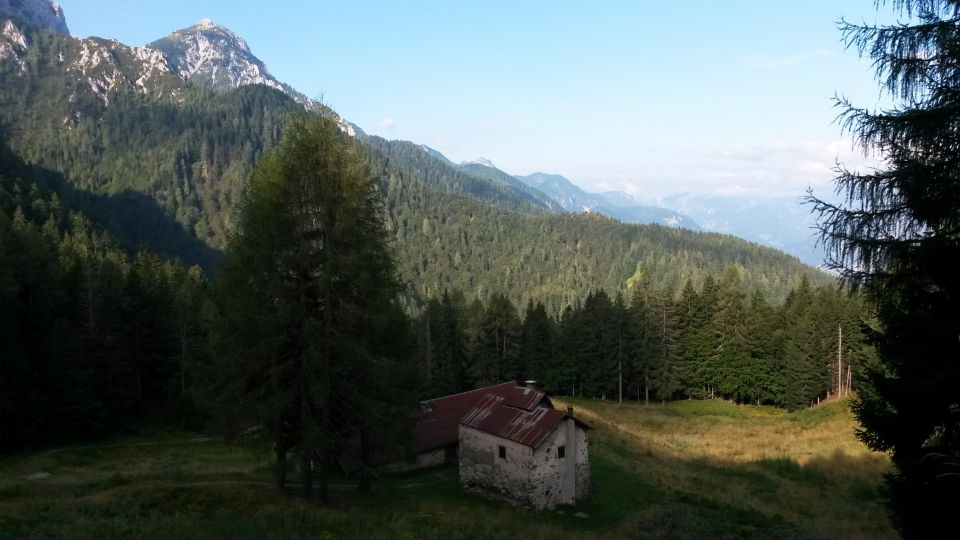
[460,393,568,448]
[410,382,552,454]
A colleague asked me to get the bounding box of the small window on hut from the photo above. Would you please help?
[557,445,566,459]
[498,445,506,459]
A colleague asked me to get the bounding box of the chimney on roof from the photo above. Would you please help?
[523,379,538,390]
[566,406,574,417]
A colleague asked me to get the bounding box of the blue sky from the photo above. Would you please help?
[59,1,890,200]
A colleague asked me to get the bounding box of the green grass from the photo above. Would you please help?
[0,399,895,539]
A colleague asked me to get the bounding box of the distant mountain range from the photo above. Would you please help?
[514,171,702,231]
[450,160,826,267]
[440,160,823,265]
[661,193,823,266]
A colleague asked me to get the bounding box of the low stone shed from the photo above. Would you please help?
[458,391,591,510]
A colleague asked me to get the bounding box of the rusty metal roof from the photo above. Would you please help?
[459,393,569,449]
[409,382,552,454]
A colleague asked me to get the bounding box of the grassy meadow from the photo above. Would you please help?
[0,398,894,539]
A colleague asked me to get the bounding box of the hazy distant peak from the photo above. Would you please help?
[463,157,496,168]
[0,0,69,35]
[601,190,656,207]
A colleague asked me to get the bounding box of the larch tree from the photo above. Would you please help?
[809,1,960,535]
[212,115,414,500]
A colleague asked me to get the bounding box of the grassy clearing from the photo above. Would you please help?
[0,399,894,539]
[561,398,894,539]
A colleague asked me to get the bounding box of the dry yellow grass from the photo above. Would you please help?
[558,396,895,539]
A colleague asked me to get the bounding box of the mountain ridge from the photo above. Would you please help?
[516,171,701,230]
[0,0,68,36]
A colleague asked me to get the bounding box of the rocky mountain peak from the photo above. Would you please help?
[147,19,281,93]
[186,18,251,53]
[463,157,496,168]
[0,0,69,35]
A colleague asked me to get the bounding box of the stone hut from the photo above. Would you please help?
[383,381,591,510]
[458,391,591,510]
[383,382,554,473]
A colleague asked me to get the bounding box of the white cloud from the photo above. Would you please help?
[379,116,396,130]
[572,140,884,200]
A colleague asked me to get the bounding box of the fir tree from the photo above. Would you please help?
[520,300,555,388]
[808,2,960,533]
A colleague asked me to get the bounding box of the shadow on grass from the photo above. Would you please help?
[0,404,896,540]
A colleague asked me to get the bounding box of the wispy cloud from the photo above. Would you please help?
[740,49,832,70]
[379,117,396,130]
[574,140,884,200]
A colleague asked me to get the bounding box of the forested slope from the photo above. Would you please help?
[0,21,826,308]
[0,140,207,451]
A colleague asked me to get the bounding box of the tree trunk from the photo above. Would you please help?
[275,435,287,491]
[300,443,313,499]
[359,417,371,494]
[180,326,187,395]
[618,333,623,404]
[317,453,328,503]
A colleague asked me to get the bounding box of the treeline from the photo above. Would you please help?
[415,268,873,410]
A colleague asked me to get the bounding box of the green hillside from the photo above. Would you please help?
[0,23,826,308]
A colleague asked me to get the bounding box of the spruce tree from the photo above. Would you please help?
[520,300,555,388]
[650,289,682,402]
[436,290,469,395]
[470,293,520,385]
[780,277,818,409]
[628,280,657,404]
[809,1,960,534]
